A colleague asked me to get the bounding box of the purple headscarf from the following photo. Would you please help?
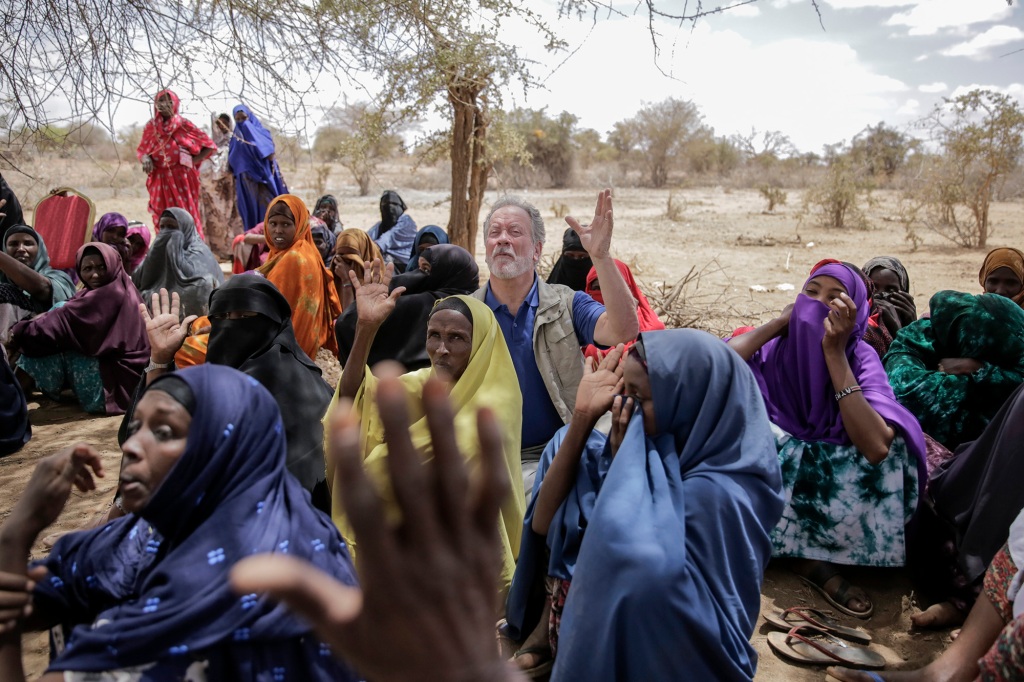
[12,243,150,414]
[91,212,129,242]
[126,222,152,272]
[747,262,926,477]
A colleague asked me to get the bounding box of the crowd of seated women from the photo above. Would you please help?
[3,170,1024,681]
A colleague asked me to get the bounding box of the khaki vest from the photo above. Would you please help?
[473,278,584,424]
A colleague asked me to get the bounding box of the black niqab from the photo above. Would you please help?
[378,190,406,235]
[546,227,592,292]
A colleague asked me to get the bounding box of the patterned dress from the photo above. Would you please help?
[770,424,919,567]
[979,545,1024,681]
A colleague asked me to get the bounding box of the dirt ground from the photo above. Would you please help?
[5,159,1022,679]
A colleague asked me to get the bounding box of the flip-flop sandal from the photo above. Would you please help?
[765,606,872,644]
[825,672,885,682]
[512,646,554,679]
[799,563,874,619]
[767,625,885,669]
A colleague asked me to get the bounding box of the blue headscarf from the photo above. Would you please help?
[228,104,277,183]
[506,329,784,681]
[405,225,449,272]
[33,365,357,680]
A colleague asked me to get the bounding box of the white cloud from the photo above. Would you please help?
[941,25,1024,60]
[918,82,948,93]
[822,0,913,8]
[727,4,761,18]
[887,0,1014,36]
[896,98,920,115]
[526,17,908,153]
[770,0,804,7]
[947,83,1024,101]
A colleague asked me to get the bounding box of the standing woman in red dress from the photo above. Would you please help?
[136,89,217,240]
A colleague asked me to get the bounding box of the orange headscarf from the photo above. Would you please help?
[175,195,341,367]
[979,247,1024,307]
[256,195,341,357]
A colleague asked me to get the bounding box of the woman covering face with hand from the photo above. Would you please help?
[0,365,357,682]
[505,330,784,681]
[727,259,926,621]
[325,259,524,595]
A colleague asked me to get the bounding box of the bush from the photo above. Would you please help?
[801,155,872,230]
[758,185,787,212]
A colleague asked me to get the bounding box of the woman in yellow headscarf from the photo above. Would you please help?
[979,247,1024,308]
[176,194,342,366]
[324,260,524,595]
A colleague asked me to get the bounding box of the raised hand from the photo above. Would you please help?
[822,292,857,354]
[6,445,104,542]
[139,289,198,364]
[351,258,406,328]
[574,344,626,422]
[231,377,519,682]
[566,188,614,260]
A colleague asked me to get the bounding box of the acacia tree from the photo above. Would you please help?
[850,122,914,180]
[610,98,709,187]
[313,102,406,196]
[904,89,1024,248]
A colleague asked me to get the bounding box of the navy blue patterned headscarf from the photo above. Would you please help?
[34,364,357,679]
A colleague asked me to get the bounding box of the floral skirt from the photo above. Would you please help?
[770,424,919,567]
[18,352,105,414]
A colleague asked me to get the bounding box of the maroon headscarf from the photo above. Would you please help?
[745,261,926,482]
[12,242,150,414]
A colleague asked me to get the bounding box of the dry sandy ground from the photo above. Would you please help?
[5,159,1023,679]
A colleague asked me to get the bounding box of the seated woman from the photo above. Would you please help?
[131,208,224,319]
[582,258,664,360]
[336,244,479,372]
[325,259,524,594]
[863,255,917,329]
[367,190,417,270]
[121,277,334,507]
[126,221,152,273]
[310,216,336,265]
[0,364,357,681]
[332,227,382,311]
[0,225,75,345]
[504,330,784,680]
[979,247,1024,306]
[91,212,131,270]
[405,225,448,273]
[0,348,29,456]
[546,228,592,292]
[885,290,1024,451]
[728,260,926,619]
[830,506,1024,682]
[313,194,342,235]
[11,243,149,415]
[177,195,341,366]
[230,221,267,274]
[906,381,1024,629]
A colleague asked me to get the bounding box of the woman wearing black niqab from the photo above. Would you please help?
[546,227,592,292]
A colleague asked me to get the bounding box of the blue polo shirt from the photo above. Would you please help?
[484,275,605,448]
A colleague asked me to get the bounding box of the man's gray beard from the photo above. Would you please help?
[486,253,535,280]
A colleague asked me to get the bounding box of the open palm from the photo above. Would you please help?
[139,289,197,364]
[566,188,614,259]
[353,259,405,327]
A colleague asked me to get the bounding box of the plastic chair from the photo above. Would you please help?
[32,187,95,270]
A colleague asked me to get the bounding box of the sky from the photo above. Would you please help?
[60,0,1024,156]
[505,0,1024,153]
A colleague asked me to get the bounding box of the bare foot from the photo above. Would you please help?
[911,601,966,630]
[794,559,872,616]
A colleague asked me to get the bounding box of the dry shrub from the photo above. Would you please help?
[637,258,774,337]
[665,192,685,222]
[758,185,787,212]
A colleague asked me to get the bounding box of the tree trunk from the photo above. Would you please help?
[447,79,487,254]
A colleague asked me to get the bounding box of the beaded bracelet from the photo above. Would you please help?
[835,385,862,401]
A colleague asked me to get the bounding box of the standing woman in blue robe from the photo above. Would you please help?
[228,104,289,231]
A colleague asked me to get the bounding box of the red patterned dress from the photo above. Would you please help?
[136,89,216,239]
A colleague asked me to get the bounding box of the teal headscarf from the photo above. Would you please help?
[1,225,76,305]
